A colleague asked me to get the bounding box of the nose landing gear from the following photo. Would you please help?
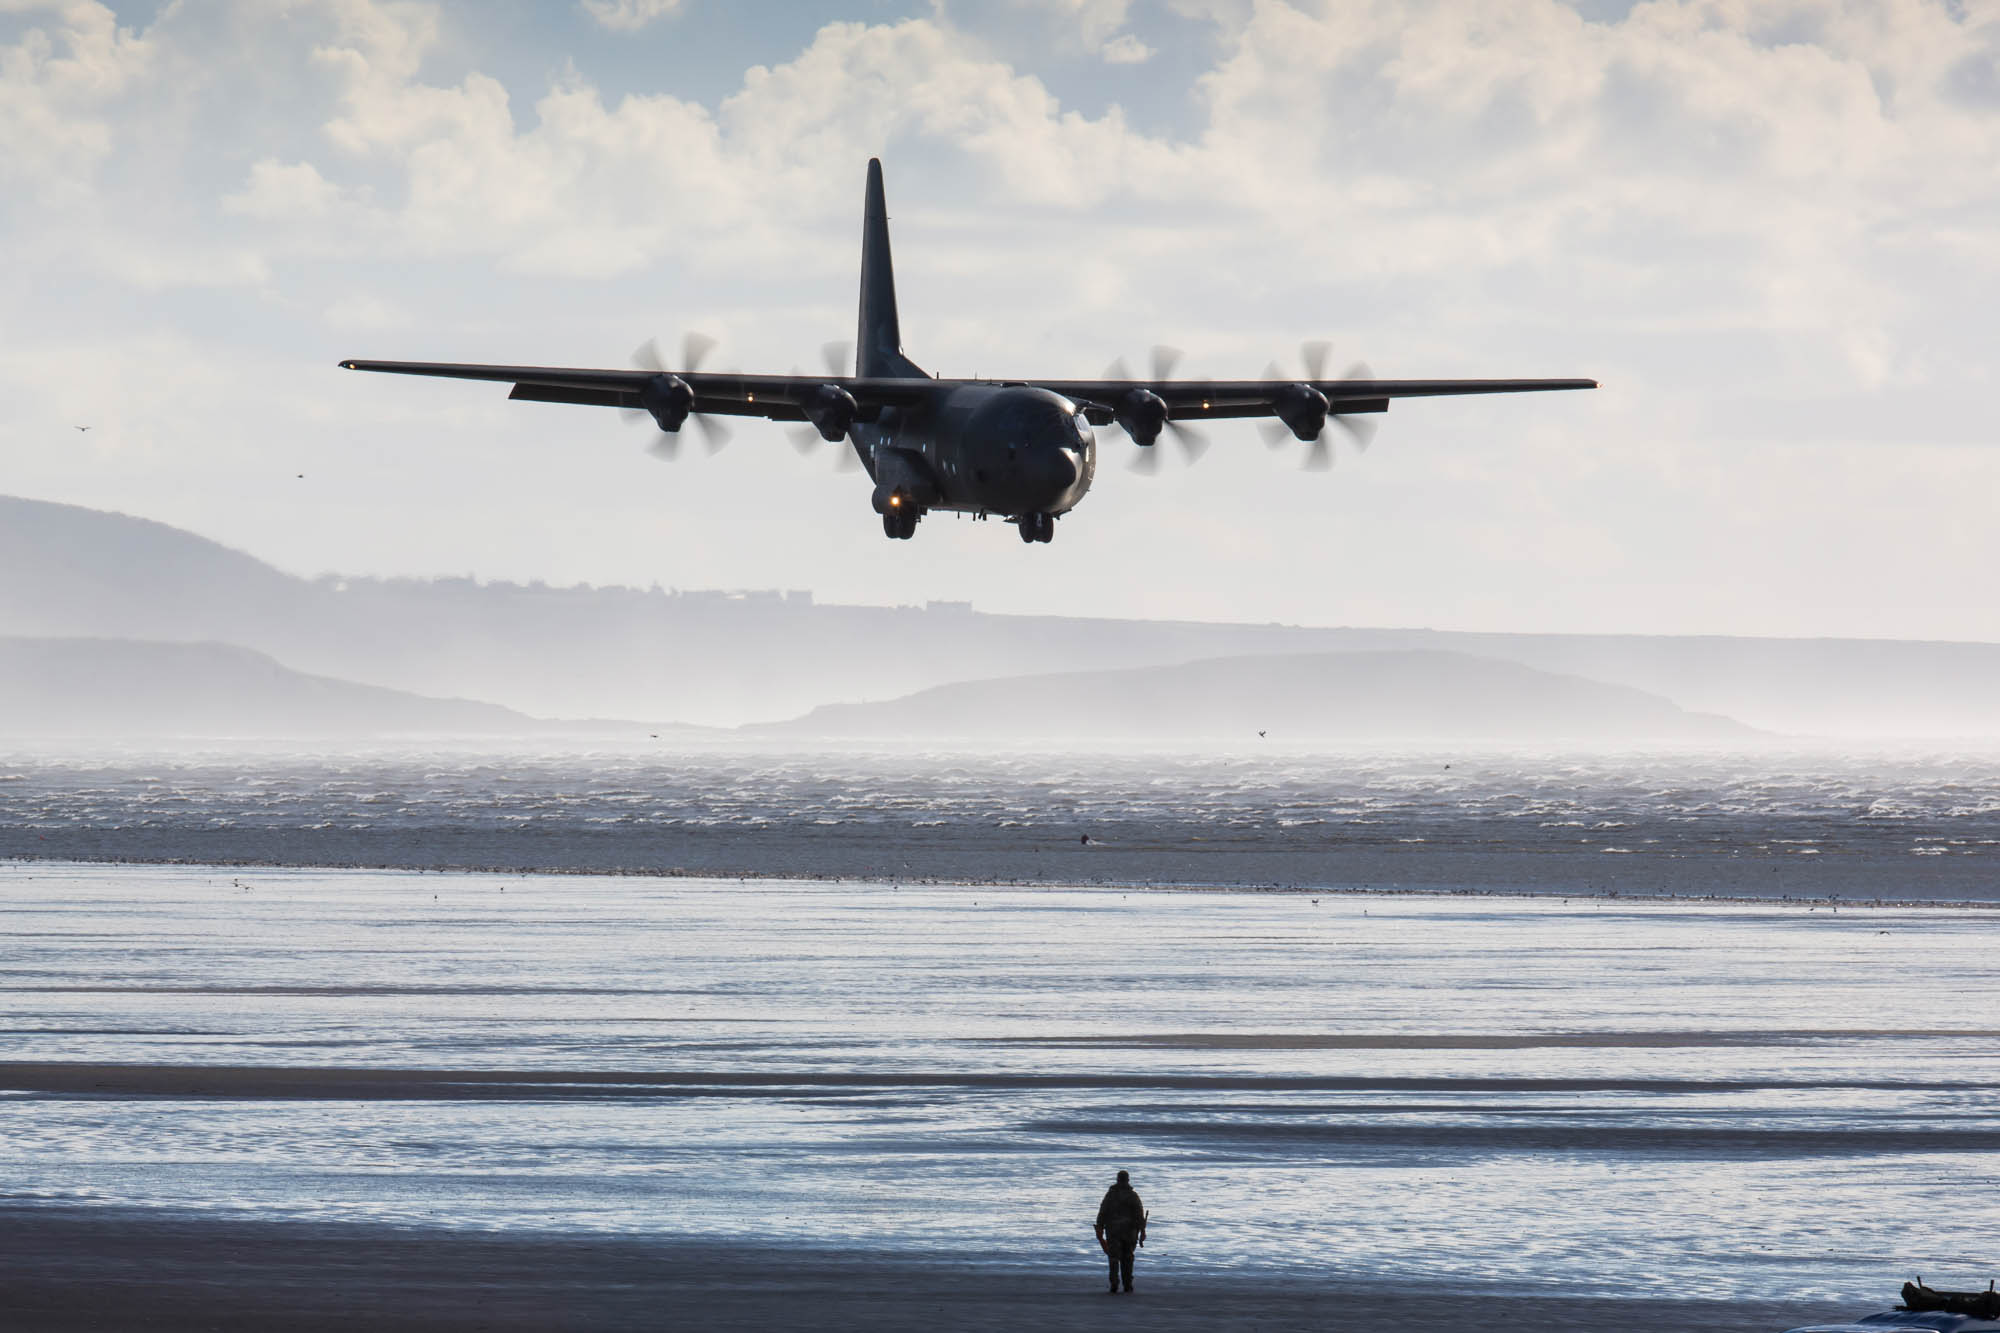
[1017,512,1055,544]
[882,504,919,539]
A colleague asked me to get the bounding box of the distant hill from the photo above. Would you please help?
[0,637,542,738]
[758,650,1756,744]
[0,495,303,643]
[3,493,1997,736]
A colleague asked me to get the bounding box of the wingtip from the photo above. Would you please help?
[338,359,357,370]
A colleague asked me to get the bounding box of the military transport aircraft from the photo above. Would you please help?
[342,160,1595,545]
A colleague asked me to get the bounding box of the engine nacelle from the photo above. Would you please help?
[803,383,859,442]
[1114,388,1168,447]
[639,373,694,432]
[1272,383,1329,441]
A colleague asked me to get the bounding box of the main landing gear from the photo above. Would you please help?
[882,505,919,539]
[1017,512,1055,544]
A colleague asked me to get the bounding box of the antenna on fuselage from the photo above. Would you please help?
[857,159,927,381]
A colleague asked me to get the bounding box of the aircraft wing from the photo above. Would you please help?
[341,358,1595,427]
[1033,376,1597,424]
[337,359,932,422]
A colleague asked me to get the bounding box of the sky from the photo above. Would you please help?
[2,0,1997,640]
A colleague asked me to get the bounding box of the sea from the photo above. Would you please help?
[0,744,1996,896]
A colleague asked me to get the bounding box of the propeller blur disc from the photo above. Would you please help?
[1165,418,1209,463]
[1301,340,1331,381]
[693,412,733,453]
[1334,413,1379,451]
[681,331,717,373]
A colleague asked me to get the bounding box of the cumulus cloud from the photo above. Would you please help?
[3,0,1998,635]
[223,159,347,221]
[1098,32,1153,63]
[936,0,1161,62]
[0,0,151,195]
[983,0,1138,50]
[579,0,685,31]
[192,0,2000,357]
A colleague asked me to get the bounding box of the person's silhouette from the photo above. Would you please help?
[1093,1170,1147,1294]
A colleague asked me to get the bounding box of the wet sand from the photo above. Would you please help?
[15,824,1999,899]
[5,866,1993,1332]
[0,1207,1839,1333]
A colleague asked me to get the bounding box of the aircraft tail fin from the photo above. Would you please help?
[857,159,926,380]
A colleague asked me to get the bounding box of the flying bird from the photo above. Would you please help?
[74,425,90,432]
[342,160,1595,545]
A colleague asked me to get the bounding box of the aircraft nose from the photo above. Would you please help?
[1034,446,1079,493]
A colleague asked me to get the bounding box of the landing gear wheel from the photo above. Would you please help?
[1018,516,1038,544]
[898,507,919,539]
[884,506,919,539]
[1034,512,1055,543]
[885,511,901,540]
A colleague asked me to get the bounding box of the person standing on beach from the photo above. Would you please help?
[1094,1170,1147,1294]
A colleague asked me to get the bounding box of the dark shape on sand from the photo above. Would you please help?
[1094,1170,1147,1294]
[1902,1279,2000,1320]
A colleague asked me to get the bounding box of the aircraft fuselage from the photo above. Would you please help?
[860,384,1095,530]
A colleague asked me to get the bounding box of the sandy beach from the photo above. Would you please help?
[2,864,1994,1331]
[0,1206,1842,1332]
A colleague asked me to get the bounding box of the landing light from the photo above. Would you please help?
[889,494,901,508]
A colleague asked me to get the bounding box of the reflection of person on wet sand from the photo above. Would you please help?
[1094,1169,1147,1294]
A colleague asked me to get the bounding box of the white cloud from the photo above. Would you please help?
[1099,32,1153,63]
[3,0,1999,639]
[982,0,1137,50]
[223,159,347,221]
[0,0,151,195]
[579,0,684,31]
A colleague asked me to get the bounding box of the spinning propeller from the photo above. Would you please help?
[786,341,863,471]
[1259,340,1378,470]
[1106,345,1208,474]
[623,332,733,458]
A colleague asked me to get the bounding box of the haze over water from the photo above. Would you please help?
[3,861,1996,1309]
[3,746,1995,898]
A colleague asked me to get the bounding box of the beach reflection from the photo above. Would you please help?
[1,863,1994,1303]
